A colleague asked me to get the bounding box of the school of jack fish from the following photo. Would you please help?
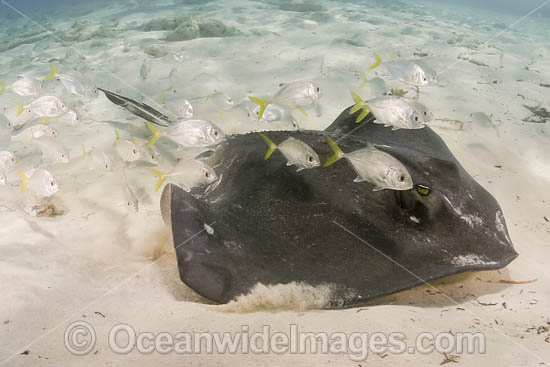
[0,51,442,216]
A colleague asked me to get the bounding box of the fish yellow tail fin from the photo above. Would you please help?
[349,91,370,123]
[146,121,161,149]
[81,145,86,160]
[0,80,6,96]
[18,170,28,193]
[260,134,278,160]
[350,91,364,114]
[248,96,269,121]
[40,117,50,125]
[158,91,166,105]
[44,63,58,81]
[368,52,382,70]
[16,101,24,117]
[323,137,345,167]
[150,168,168,192]
[114,129,121,146]
[359,72,368,89]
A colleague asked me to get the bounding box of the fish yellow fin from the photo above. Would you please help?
[0,80,6,96]
[146,122,161,149]
[356,106,370,123]
[260,134,278,160]
[149,168,168,192]
[219,109,225,119]
[40,117,50,125]
[158,91,166,105]
[368,52,382,70]
[323,137,345,167]
[81,144,86,160]
[44,63,58,81]
[389,51,398,60]
[350,91,364,114]
[299,108,308,117]
[17,170,28,193]
[248,96,269,121]
[114,129,120,146]
[359,72,368,89]
[16,101,24,117]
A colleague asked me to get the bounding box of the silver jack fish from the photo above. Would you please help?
[324,137,413,191]
[260,134,320,171]
[249,81,321,120]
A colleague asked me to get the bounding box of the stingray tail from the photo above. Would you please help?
[368,52,382,70]
[0,80,6,96]
[260,134,278,160]
[44,63,58,81]
[17,170,28,193]
[249,96,269,121]
[146,121,161,149]
[16,101,24,117]
[150,168,168,192]
[349,91,370,123]
[324,137,345,167]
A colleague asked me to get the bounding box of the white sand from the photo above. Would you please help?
[1,0,549,365]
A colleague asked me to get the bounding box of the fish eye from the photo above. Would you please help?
[50,181,55,186]
[416,184,431,196]
[205,171,210,178]
[307,155,313,163]
[132,149,137,154]
[214,130,219,137]
[414,115,419,122]
[316,87,320,92]
[398,175,404,182]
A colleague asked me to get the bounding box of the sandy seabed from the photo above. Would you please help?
[0,0,549,365]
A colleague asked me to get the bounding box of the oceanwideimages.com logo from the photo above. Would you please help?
[64,321,486,361]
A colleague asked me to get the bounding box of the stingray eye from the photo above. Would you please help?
[416,184,431,196]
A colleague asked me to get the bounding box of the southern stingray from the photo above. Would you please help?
[100,89,518,307]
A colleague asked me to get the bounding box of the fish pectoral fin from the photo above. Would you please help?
[372,186,385,191]
[296,167,304,172]
[391,126,400,131]
[286,161,293,166]
[298,108,308,117]
[353,176,367,183]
